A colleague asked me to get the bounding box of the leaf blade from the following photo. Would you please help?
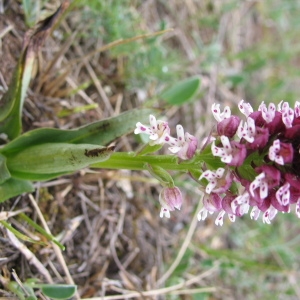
[0,178,34,203]
[0,4,70,140]
[160,76,201,105]
[6,143,114,180]
[0,108,154,155]
[35,284,77,299]
[0,154,11,184]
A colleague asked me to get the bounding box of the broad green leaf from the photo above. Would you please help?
[0,108,154,156]
[5,171,73,182]
[0,178,34,203]
[35,284,77,299]
[6,143,114,180]
[0,154,11,184]
[160,76,201,105]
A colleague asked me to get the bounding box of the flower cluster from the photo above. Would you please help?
[134,100,300,225]
[200,100,300,225]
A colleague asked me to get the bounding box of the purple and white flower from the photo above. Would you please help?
[166,125,198,160]
[135,115,171,146]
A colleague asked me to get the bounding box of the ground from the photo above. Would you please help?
[1,1,300,300]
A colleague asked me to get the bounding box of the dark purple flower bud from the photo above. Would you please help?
[251,196,276,223]
[203,193,223,212]
[178,132,198,160]
[269,140,293,165]
[270,190,289,212]
[285,124,300,139]
[237,117,269,149]
[217,116,240,138]
[221,195,235,214]
[229,141,247,167]
[247,126,269,150]
[255,165,281,189]
[167,125,198,160]
[294,116,300,125]
[159,186,183,211]
[266,112,285,135]
[249,111,266,128]
[257,193,271,212]
[285,173,300,203]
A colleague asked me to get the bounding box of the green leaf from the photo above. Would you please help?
[36,284,77,299]
[137,143,163,155]
[0,55,24,122]
[0,4,68,140]
[195,146,225,170]
[0,220,45,245]
[7,281,36,300]
[188,168,202,181]
[145,164,174,187]
[160,76,201,105]
[6,143,114,181]
[192,293,209,300]
[0,108,154,156]
[225,74,246,88]
[0,178,34,203]
[236,151,262,181]
[20,213,65,250]
[0,49,34,139]
[0,154,11,184]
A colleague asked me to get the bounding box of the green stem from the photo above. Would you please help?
[91,149,223,172]
[92,152,182,170]
[19,213,65,250]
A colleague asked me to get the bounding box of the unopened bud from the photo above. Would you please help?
[159,186,183,211]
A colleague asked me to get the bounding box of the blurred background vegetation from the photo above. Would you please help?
[1,0,300,299]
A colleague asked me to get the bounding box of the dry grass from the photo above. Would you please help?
[1,1,300,299]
